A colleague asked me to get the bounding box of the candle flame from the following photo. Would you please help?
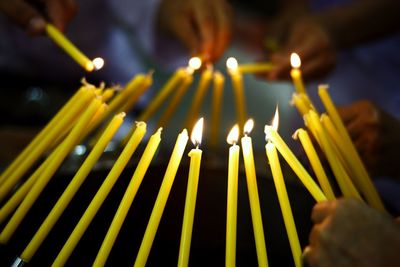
[92,57,105,70]
[226,57,238,71]
[191,118,204,147]
[264,106,279,141]
[272,106,279,131]
[227,124,239,145]
[290,53,301,68]
[243,119,254,135]
[188,57,202,71]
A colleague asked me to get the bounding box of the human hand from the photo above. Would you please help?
[338,100,400,179]
[157,0,232,63]
[263,17,336,81]
[304,198,400,267]
[0,0,77,35]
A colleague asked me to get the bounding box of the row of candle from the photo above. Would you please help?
[0,52,385,267]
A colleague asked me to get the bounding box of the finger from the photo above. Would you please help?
[266,52,291,80]
[0,0,46,35]
[302,246,317,267]
[45,0,77,31]
[300,52,336,81]
[193,1,215,61]
[337,104,360,124]
[309,224,323,246]
[170,16,199,55]
[212,0,232,61]
[311,201,335,224]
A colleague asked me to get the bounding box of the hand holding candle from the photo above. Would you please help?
[178,118,203,267]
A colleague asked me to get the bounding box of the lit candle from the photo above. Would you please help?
[139,57,201,123]
[241,119,269,267]
[178,118,203,267]
[304,111,362,200]
[264,108,327,202]
[238,62,273,74]
[185,65,213,129]
[0,98,102,245]
[226,124,239,267]
[210,71,225,148]
[293,129,336,200]
[20,113,125,263]
[318,85,385,211]
[227,57,247,133]
[46,23,97,72]
[0,87,95,202]
[290,53,306,94]
[93,127,162,267]
[265,117,301,267]
[157,74,194,128]
[134,129,189,267]
[53,122,147,266]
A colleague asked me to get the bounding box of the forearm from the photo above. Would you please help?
[316,0,400,48]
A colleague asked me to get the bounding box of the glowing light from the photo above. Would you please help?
[191,118,204,147]
[227,124,239,145]
[243,119,254,135]
[188,57,202,71]
[290,53,301,69]
[92,57,105,70]
[265,106,280,141]
[226,57,238,71]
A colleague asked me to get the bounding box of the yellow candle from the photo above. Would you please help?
[21,113,125,262]
[305,111,362,200]
[101,88,115,103]
[52,122,146,267]
[291,93,309,116]
[134,129,189,267]
[210,71,225,148]
[178,118,203,267]
[293,129,336,200]
[138,68,188,122]
[290,53,306,94]
[184,67,213,129]
[0,98,102,245]
[265,142,301,267]
[0,86,87,186]
[226,125,239,267]
[46,23,95,72]
[265,108,327,202]
[238,62,273,74]
[118,72,153,113]
[107,74,147,114]
[318,86,385,211]
[0,88,95,201]
[93,127,162,267]
[227,57,247,133]
[157,74,193,128]
[241,119,269,267]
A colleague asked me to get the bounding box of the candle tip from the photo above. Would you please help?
[292,129,301,140]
